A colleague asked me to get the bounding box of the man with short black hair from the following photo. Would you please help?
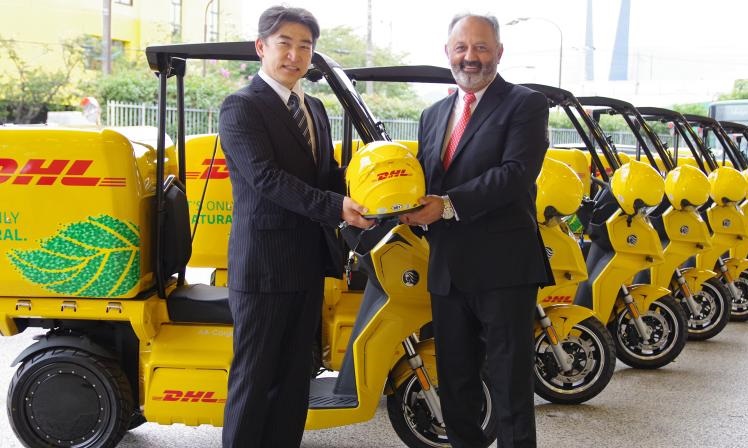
[219,6,371,447]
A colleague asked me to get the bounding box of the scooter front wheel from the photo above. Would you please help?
[610,295,687,369]
[534,316,616,405]
[386,371,498,448]
[728,272,748,321]
[678,277,731,340]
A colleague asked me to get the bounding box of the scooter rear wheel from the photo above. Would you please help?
[386,370,498,448]
[728,273,748,321]
[7,347,133,448]
[533,316,616,404]
[610,295,687,369]
[677,277,731,340]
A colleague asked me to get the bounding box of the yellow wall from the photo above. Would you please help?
[0,0,243,73]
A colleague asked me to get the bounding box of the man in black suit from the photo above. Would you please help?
[218,6,372,447]
[402,13,552,448]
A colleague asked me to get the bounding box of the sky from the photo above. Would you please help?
[240,0,748,105]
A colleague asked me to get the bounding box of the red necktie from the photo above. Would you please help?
[443,92,476,170]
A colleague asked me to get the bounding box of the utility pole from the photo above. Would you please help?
[365,0,373,95]
[102,0,112,75]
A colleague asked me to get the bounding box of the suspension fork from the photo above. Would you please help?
[620,284,653,340]
[673,268,703,316]
[535,304,574,373]
[716,257,742,301]
[402,334,444,426]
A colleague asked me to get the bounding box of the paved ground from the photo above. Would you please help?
[1,322,747,448]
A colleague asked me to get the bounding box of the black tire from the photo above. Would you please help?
[7,348,133,448]
[386,371,499,448]
[610,295,687,369]
[728,272,748,321]
[533,316,616,405]
[676,277,731,340]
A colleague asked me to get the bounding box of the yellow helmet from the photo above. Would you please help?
[536,158,583,225]
[707,166,747,204]
[346,141,425,218]
[664,165,710,210]
[610,160,665,215]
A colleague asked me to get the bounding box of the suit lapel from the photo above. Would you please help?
[305,97,324,166]
[447,76,510,168]
[251,77,315,164]
[429,94,458,174]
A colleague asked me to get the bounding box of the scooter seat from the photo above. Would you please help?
[167,284,233,324]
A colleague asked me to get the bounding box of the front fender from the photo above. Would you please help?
[723,257,748,279]
[11,334,116,367]
[679,267,718,293]
[386,338,437,393]
[536,304,599,340]
[615,284,671,316]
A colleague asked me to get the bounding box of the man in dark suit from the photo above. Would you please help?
[402,13,552,448]
[218,6,372,448]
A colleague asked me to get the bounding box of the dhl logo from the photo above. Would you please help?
[376,169,411,181]
[0,158,125,187]
[542,295,573,304]
[152,389,226,403]
[186,159,230,180]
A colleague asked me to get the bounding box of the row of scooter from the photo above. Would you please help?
[526,83,748,404]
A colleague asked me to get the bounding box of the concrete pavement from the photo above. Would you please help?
[1,322,746,448]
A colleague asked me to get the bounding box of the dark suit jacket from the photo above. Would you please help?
[219,76,345,293]
[418,75,553,295]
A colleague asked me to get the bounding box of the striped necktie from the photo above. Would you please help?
[287,92,315,161]
[443,92,476,170]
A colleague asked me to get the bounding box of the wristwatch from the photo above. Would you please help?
[441,195,455,220]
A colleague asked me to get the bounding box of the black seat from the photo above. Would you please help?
[167,284,233,324]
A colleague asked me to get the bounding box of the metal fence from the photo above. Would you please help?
[106,101,673,148]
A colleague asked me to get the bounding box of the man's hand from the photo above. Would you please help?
[342,196,375,229]
[400,195,444,226]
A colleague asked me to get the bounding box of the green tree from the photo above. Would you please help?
[672,102,708,116]
[718,79,748,100]
[0,37,85,123]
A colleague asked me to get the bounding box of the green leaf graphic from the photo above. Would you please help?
[7,215,140,297]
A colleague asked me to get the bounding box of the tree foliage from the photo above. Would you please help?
[718,79,748,100]
[0,37,85,123]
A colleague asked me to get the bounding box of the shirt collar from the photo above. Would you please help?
[456,74,496,107]
[258,69,305,106]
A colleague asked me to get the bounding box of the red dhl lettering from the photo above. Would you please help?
[376,169,411,181]
[0,158,125,187]
[152,389,226,403]
[186,159,230,180]
[541,295,573,303]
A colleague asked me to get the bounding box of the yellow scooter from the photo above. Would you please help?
[0,44,504,448]
[533,158,616,404]
[586,104,733,341]
[684,114,748,321]
[527,85,688,370]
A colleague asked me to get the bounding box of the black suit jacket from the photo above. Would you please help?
[418,75,553,295]
[218,76,345,293]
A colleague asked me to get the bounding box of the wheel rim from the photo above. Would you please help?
[680,282,722,333]
[616,300,679,360]
[398,375,493,448]
[19,362,112,447]
[731,277,748,315]
[534,322,606,395]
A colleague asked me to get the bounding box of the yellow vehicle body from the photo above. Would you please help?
[594,210,669,322]
[0,128,158,301]
[536,223,596,338]
[697,203,748,271]
[650,207,716,291]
